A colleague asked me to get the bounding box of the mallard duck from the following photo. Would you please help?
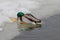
[10,10,42,31]
[16,12,42,31]
[10,11,42,31]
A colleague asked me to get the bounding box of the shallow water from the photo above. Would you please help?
[0,0,60,40]
[0,22,20,40]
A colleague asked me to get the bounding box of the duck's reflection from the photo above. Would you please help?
[17,23,42,31]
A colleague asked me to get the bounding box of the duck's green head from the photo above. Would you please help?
[17,12,24,17]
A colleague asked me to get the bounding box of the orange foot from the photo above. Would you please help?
[20,22,27,24]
